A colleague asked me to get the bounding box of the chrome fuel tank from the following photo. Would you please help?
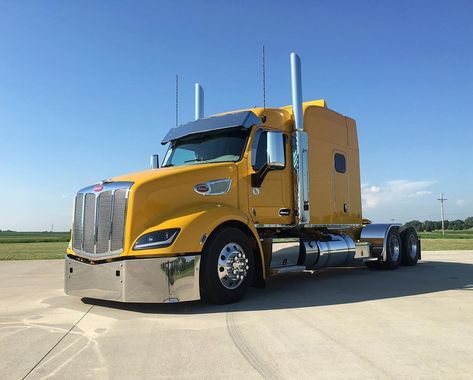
[303,234,356,269]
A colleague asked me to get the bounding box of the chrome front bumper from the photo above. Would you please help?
[64,255,201,303]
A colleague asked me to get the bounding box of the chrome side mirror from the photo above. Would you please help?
[267,131,285,169]
[251,131,286,188]
[150,154,159,169]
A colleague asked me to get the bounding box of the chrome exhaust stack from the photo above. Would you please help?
[194,83,204,120]
[290,53,310,225]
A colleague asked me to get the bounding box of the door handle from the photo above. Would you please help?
[279,208,291,216]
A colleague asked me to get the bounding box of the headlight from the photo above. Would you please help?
[133,228,180,250]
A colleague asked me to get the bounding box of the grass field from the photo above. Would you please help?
[418,230,473,250]
[419,230,473,239]
[0,230,471,260]
[0,231,70,243]
[0,242,68,260]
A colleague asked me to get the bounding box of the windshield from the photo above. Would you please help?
[163,128,249,167]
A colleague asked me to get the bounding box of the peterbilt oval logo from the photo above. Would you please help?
[194,184,209,194]
[93,184,104,192]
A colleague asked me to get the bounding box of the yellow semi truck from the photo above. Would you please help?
[65,53,420,304]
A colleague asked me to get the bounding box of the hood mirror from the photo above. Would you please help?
[150,154,159,169]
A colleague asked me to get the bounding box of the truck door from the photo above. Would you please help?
[333,151,349,223]
[248,128,294,225]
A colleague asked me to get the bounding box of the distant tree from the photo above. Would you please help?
[405,220,423,232]
[424,221,434,232]
[449,220,465,230]
[464,217,473,229]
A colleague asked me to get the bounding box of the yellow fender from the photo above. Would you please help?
[129,203,266,278]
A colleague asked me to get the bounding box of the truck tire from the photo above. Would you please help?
[383,228,402,269]
[200,227,254,304]
[400,228,420,266]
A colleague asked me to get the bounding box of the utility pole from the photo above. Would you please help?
[437,193,447,235]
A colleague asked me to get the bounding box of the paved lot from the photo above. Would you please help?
[1,251,472,380]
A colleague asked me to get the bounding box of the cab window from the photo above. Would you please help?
[251,129,267,170]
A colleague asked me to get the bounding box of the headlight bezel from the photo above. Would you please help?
[133,228,180,251]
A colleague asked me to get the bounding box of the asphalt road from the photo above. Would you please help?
[1,251,472,380]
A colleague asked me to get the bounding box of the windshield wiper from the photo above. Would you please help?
[184,157,208,163]
[162,164,174,167]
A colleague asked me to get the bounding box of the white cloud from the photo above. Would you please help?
[456,199,468,207]
[362,179,435,210]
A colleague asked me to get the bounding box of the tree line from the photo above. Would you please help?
[405,217,473,232]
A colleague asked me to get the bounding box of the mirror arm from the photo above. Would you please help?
[251,164,270,188]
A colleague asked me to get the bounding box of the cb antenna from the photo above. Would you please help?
[175,74,179,127]
[262,45,266,110]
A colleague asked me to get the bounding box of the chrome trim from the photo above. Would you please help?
[194,178,232,196]
[65,255,201,303]
[270,265,305,275]
[255,224,293,229]
[267,131,286,169]
[360,223,402,261]
[354,242,371,259]
[72,181,133,259]
[77,181,134,194]
[292,131,310,225]
[254,223,361,229]
[195,83,204,120]
[270,240,300,268]
[150,154,159,169]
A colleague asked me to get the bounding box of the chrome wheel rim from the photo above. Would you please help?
[390,235,400,262]
[408,234,418,259]
[217,243,249,290]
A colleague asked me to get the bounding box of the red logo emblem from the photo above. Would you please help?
[93,184,104,192]
[195,184,209,193]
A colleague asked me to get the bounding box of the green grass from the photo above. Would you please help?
[0,231,70,243]
[0,242,68,260]
[419,230,473,240]
[421,239,473,251]
[419,230,473,250]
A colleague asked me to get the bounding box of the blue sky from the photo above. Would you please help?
[0,0,472,231]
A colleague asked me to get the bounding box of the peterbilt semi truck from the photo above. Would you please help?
[65,53,421,304]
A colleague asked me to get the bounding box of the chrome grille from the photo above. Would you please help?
[72,182,133,258]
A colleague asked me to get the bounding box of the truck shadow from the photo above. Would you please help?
[82,259,473,314]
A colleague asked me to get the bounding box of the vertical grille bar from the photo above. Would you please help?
[111,189,127,251]
[72,194,84,250]
[96,191,113,253]
[83,193,96,253]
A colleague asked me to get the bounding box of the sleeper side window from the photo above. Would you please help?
[334,153,346,173]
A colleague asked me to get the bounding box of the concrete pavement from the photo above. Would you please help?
[0,251,472,379]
